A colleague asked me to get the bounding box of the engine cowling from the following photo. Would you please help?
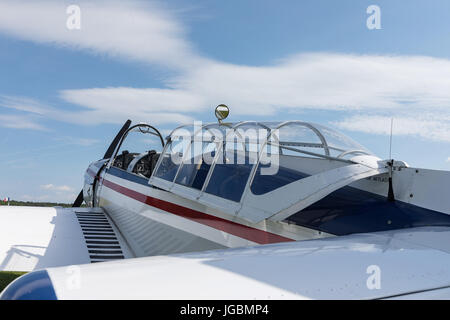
[83,159,108,207]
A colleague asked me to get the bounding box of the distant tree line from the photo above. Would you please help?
[0,200,86,208]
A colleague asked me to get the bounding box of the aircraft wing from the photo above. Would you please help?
[2,226,450,299]
[0,206,133,272]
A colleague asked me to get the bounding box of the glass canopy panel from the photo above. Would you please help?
[154,124,201,183]
[250,122,372,196]
[226,122,272,158]
[204,151,253,202]
[203,123,265,202]
[274,122,325,157]
[174,125,220,190]
[155,121,374,201]
[311,123,372,158]
[175,141,217,190]
[167,124,195,139]
[153,137,189,182]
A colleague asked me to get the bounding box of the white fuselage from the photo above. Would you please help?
[94,164,329,257]
[90,153,450,258]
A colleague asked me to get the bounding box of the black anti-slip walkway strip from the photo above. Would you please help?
[80,225,111,228]
[81,226,112,229]
[75,210,125,263]
[89,255,125,260]
[79,221,109,224]
[78,218,109,221]
[80,222,111,225]
[87,245,122,249]
[83,232,117,239]
[82,230,114,234]
[81,226,113,229]
[85,236,117,240]
[76,212,105,215]
[81,227,114,231]
[88,250,123,254]
[77,216,106,220]
[83,232,116,236]
[86,240,120,244]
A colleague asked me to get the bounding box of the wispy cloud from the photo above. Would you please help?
[58,53,450,142]
[0,0,205,69]
[53,136,100,147]
[40,184,74,192]
[58,87,197,125]
[0,95,52,115]
[0,92,194,128]
[0,114,47,130]
[171,53,450,116]
[0,95,58,130]
[333,114,450,143]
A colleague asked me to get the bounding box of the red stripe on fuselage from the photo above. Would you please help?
[92,169,293,244]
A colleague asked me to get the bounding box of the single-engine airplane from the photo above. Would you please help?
[1,105,450,299]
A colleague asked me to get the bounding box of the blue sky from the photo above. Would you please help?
[0,0,450,202]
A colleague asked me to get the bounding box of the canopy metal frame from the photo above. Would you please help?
[150,120,372,205]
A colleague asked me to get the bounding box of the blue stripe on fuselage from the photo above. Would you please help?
[106,166,150,186]
[286,184,450,235]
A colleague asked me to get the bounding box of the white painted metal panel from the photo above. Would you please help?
[244,164,388,223]
[43,227,450,300]
[0,206,133,271]
[392,168,450,215]
[0,207,90,271]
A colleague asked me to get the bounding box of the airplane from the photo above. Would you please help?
[1,105,450,299]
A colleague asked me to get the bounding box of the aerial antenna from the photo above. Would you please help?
[389,117,393,160]
[387,117,395,202]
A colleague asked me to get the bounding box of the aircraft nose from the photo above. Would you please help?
[0,270,57,300]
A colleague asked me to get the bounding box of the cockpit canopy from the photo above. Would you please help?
[149,121,378,223]
[167,121,370,156]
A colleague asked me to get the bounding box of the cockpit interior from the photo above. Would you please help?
[111,124,165,178]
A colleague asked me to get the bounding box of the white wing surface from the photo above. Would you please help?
[4,226,449,299]
[0,206,133,271]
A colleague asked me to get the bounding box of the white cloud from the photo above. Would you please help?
[0,95,52,115]
[0,92,195,128]
[60,88,204,113]
[59,54,450,142]
[0,114,47,130]
[333,115,450,143]
[40,184,74,192]
[1,1,450,143]
[21,192,77,203]
[58,87,199,125]
[171,54,450,116]
[0,95,59,130]
[53,136,100,147]
[0,0,205,69]
[447,157,450,163]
